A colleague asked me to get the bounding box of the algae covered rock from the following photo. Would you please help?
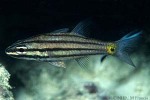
[0,63,14,100]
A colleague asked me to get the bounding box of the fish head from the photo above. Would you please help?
[5,40,29,59]
[5,39,48,61]
[5,40,27,55]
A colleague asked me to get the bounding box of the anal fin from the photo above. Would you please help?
[75,56,90,71]
[100,55,107,63]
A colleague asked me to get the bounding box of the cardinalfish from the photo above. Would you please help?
[5,20,142,68]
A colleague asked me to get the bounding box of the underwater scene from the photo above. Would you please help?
[0,0,150,100]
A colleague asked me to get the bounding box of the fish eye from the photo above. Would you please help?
[18,48,24,52]
[16,46,27,54]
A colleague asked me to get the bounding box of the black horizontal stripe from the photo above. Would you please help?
[13,53,100,59]
[23,40,105,46]
[24,48,100,52]
[25,34,87,42]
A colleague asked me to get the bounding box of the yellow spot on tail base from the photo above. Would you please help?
[106,43,116,55]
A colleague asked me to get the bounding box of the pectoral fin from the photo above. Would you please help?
[49,61,66,68]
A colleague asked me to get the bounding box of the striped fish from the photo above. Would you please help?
[5,20,142,68]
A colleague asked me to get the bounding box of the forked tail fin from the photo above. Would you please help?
[115,31,143,67]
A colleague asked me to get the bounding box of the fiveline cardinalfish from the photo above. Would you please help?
[5,20,142,68]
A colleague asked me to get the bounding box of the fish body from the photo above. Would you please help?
[5,20,142,68]
[6,32,113,61]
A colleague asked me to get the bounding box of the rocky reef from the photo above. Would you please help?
[12,50,150,100]
[0,64,14,100]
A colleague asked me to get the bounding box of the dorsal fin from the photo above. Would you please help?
[71,19,93,37]
[51,28,70,33]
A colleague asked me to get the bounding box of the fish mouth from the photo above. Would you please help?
[5,46,18,56]
[5,46,11,54]
[6,52,18,56]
